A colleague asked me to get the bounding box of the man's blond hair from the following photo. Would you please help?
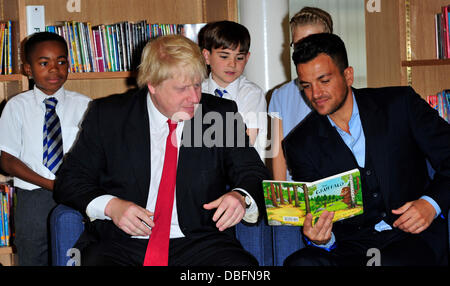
[137,35,207,88]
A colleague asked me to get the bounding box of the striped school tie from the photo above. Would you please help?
[43,97,63,174]
[214,88,228,98]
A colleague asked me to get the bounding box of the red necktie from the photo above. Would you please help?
[143,120,178,266]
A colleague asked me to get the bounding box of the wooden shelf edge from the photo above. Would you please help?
[0,246,14,254]
[67,71,138,80]
[401,59,450,67]
[0,74,25,82]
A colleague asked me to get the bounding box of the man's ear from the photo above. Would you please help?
[344,66,354,87]
[147,83,156,94]
[202,48,211,65]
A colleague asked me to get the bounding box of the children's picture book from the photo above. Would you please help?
[263,169,364,226]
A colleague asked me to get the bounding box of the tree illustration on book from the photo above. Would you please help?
[263,169,364,226]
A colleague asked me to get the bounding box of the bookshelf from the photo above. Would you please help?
[365,0,450,99]
[0,0,237,265]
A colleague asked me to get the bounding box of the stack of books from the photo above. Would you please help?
[46,20,205,73]
[0,183,14,247]
[0,21,12,75]
[427,89,450,123]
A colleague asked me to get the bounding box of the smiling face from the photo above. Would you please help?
[147,74,202,122]
[202,46,249,88]
[297,53,354,117]
[24,40,69,95]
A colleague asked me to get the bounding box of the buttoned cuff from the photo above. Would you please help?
[420,195,441,218]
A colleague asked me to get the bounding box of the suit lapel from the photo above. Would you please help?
[176,97,211,202]
[315,116,358,176]
[124,89,151,206]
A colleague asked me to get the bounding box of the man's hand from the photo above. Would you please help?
[105,198,154,236]
[203,191,246,231]
[303,210,334,245]
[392,199,436,234]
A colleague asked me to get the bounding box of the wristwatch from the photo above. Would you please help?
[234,190,252,209]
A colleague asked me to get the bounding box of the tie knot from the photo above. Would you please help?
[214,89,227,98]
[167,120,178,132]
[44,97,58,110]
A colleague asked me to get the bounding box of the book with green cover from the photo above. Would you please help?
[263,168,364,226]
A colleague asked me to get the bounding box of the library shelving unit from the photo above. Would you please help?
[0,0,237,266]
[365,0,450,99]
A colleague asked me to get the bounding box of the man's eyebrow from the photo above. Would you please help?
[317,73,332,80]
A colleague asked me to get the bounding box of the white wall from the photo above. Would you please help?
[238,0,367,93]
[239,0,290,93]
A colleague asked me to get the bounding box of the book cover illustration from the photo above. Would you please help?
[263,169,363,226]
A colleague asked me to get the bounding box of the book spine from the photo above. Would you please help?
[0,191,5,246]
[0,23,5,75]
[101,25,111,72]
[84,22,94,72]
[447,8,450,58]
[76,22,86,72]
[2,189,9,246]
[97,26,107,72]
[8,21,12,74]
[105,25,114,71]
[67,22,79,73]
[443,6,449,59]
[446,90,450,123]
[87,23,97,72]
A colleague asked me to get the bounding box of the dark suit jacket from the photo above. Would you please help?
[283,86,450,258]
[54,87,269,243]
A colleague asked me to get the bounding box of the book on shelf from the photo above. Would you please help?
[0,21,12,75]
[435,5,450,59]
[46,20,204,73]
[263,169,364,227]
[427,89,450,123]
[0,183,14,247]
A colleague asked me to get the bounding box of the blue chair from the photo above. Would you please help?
[50,204,304,266]
[235,220,273,266]
[50,204,85,266]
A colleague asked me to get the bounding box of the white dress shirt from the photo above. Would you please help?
[86,93,258,239]
[202,74,268,160]
[0,86,91,190]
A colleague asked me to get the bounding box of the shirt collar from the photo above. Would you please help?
[327,91,359,130]
[34,86,66,109]
[146,92,171,132]
[206,73,241,99]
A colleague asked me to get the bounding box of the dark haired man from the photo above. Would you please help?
[283,33,450,266]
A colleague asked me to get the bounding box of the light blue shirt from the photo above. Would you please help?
[268,79,311,180]
[314,92,441,249]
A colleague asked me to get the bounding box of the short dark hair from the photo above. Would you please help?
[198,21,250,53]
[24,32,68,63]
[292,33,348,73]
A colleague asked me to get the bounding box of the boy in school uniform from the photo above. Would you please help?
[199,21,267,161]
[0,32,91,265]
